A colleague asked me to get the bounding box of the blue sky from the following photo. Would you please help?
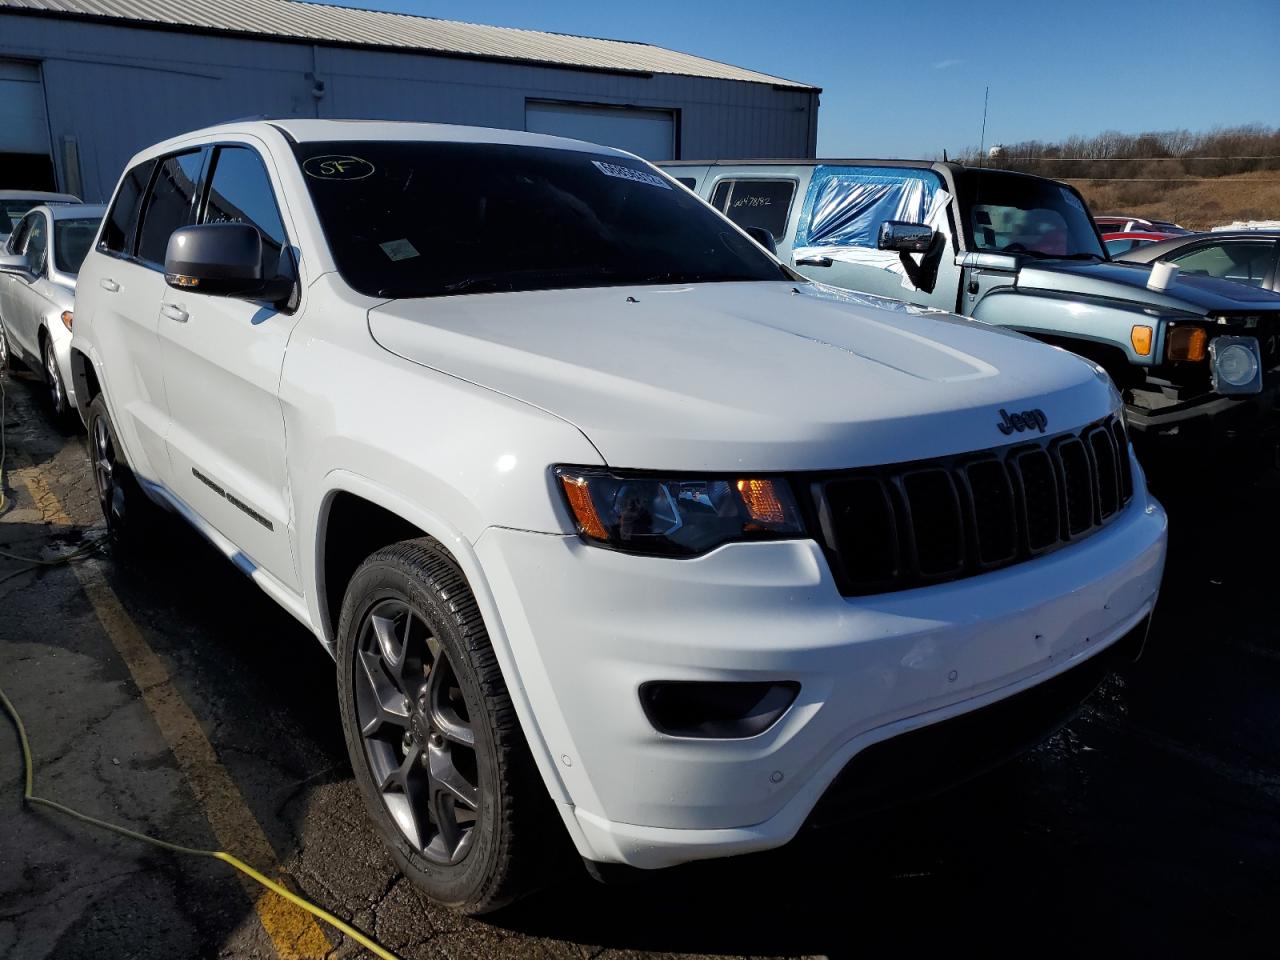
[319,0,1277,157]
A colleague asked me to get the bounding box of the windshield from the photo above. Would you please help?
[53,217,101,275]
[956,170,1106,260]
[292,141,789,298]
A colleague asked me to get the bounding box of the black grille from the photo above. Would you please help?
[811,415,1134,596]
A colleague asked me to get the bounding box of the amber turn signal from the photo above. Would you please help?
[1167,325,1207,362]
[736,478,787,524]
[1130,325,1153,357]
[558,474,609,541]
[60,311,73,331]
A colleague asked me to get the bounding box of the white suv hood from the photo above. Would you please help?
[369,282,1117,472]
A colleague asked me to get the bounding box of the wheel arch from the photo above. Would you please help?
[314,471,576,813]
[69,346,102,418]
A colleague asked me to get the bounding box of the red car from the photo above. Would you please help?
[1103,231,1178,257]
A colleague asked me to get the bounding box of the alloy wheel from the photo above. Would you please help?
[44,341,65,412]
[354,598,480,864]
[91,414,116,514]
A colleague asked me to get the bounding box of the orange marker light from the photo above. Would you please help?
[1130,325,1153,357]
[736,479,786,524]
[1167,325,1207,362]
[60,311,73,331]
[559,474,609,541]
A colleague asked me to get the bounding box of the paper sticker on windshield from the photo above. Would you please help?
[379,238,419,261]
[304,155,376,181]
[1060,186,1085,212]
[591,160,671,190]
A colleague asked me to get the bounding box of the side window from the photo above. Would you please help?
[1170,241,1276,287]
[795,165,943,251]
[7,213,33,256]
[100,159,155,255]
[709,179,796,241]
[137,150,206,266]
[202,145,288,279]
[22,214,48,273]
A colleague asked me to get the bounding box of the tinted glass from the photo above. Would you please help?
[710,179,796,241]
[5,211,32,253]
[292,141,789,299]
[22,214,48,272]
[54,217,103,275]
[203,146,287,278]
[101,160,155,255]
[957,170,1105,259]
[137,151,204,265]
[1170,241,1276,287]
[1,200,40,239]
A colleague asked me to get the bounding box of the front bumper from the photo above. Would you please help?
[1126,377,1279,442]
[475,458,1168,869]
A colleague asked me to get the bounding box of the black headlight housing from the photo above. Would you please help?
[554,466,805,557]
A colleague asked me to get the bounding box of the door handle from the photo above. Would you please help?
[795,256,833,268]
[161,304,189,323]
[99,278,120,292]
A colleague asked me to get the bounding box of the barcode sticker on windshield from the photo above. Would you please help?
[379,238,419,261]
[592,160,671,190]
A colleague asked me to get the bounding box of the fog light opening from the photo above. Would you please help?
[639,680,800,739]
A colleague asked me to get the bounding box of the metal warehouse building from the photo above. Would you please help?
[0,0,819,201]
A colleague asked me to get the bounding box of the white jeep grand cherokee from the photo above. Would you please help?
[70,120,1168,912]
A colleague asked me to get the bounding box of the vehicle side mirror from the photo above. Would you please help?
[743,226,778,257]
[164,223,288,301]
[0,251,31,276]
[878,221,934,253]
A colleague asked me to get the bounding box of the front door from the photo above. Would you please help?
[157,141,303,592]
[789,164,959,311]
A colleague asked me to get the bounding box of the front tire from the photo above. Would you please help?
[42,335,70,419]
[336,539,556,913]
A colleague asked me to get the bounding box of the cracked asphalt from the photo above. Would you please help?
[1,364,1277,959]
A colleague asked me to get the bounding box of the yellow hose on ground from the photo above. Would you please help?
[0,683,402,960]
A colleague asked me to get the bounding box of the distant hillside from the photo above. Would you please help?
[959,126,1280,230]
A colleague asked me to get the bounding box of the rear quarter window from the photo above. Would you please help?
[100,159,155,256]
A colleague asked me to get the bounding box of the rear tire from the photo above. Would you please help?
[336,538,559,913]
[86,394,164,553]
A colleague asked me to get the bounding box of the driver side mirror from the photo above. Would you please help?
[878,221,934,253]
[0,251,31,276]
[743,226,778,257]
[164,223,291,302]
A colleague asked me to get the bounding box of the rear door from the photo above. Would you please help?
[157,140,302,592]
[77,150,205,482]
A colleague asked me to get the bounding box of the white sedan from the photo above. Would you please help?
[0,202,105,420]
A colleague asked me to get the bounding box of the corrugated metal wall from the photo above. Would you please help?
[0,13,818,200]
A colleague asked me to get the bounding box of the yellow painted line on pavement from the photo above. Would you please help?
[16,467,332,960]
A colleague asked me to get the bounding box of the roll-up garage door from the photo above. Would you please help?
[0,59,55,190]
[525,101,676,160]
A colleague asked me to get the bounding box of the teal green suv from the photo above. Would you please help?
[661,159,1280,447]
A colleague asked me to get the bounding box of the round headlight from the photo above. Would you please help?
[1216,343,1258,386]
